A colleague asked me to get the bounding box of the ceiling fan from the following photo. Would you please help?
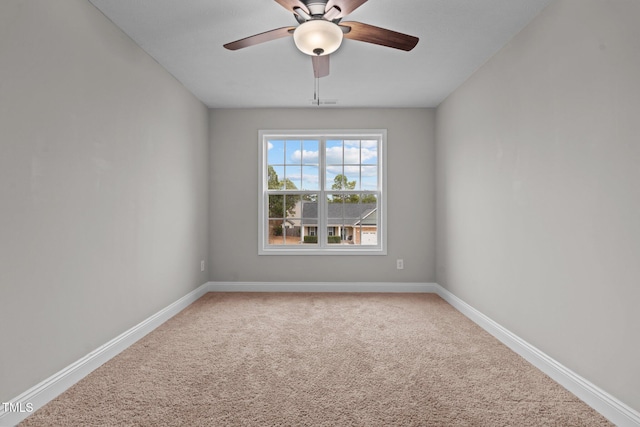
[223,0,419,78]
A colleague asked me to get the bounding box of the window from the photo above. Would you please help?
[259,130,386,255]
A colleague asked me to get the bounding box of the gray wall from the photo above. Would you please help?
[0,0,209,401]
[436,0,640,412]
[209,108,436,283]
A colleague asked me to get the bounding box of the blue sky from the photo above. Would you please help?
[267,139,378,191]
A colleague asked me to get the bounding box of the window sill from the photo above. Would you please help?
[259,247,387,256]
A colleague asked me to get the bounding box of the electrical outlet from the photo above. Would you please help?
[396,259,404,270]
[201,260,205,272]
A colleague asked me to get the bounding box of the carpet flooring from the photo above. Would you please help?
[21,293,612,426]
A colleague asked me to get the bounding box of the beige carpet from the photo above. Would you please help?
[21,293,612,426]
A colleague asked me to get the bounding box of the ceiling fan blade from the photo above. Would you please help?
[312,55,330,78]
[340,21,419,51]
[223,27,296,51]
[325,0,368,19]
[274,0,310,15]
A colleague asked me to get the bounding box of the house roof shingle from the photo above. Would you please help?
[301,202,377,226]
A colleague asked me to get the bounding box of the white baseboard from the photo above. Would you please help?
[3,281,638,427]
[433,284,640,427]
[207,281,439,293]
[0,282,210,427]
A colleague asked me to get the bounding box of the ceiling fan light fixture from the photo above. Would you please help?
[293,19,343,56]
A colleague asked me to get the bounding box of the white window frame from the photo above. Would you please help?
[258,129,387,255]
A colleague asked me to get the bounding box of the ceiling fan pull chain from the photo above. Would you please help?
[313,76,320,106]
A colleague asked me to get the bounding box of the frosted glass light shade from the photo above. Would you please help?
[293,20,343,56]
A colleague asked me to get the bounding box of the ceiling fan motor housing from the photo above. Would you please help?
[295,0,342,24]
[305,1,330,17]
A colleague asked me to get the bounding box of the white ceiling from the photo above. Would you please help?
[88,0,552,108]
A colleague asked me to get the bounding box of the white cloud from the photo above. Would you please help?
[326,165,377,177]
[301,173,320,190]
[268,142,274,150]
[361,140,377,148]
[361,148,377,163]
[285,142,378,187]
[291,149,319,163]
[326,146,377,164]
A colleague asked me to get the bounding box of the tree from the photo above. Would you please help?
[331,174,356,191]
[360,194,377,203]
[268,166,298,218]
[268,165,280,190]
[330,174,359,203]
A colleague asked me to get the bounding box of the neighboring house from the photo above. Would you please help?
[301,202,377,245]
